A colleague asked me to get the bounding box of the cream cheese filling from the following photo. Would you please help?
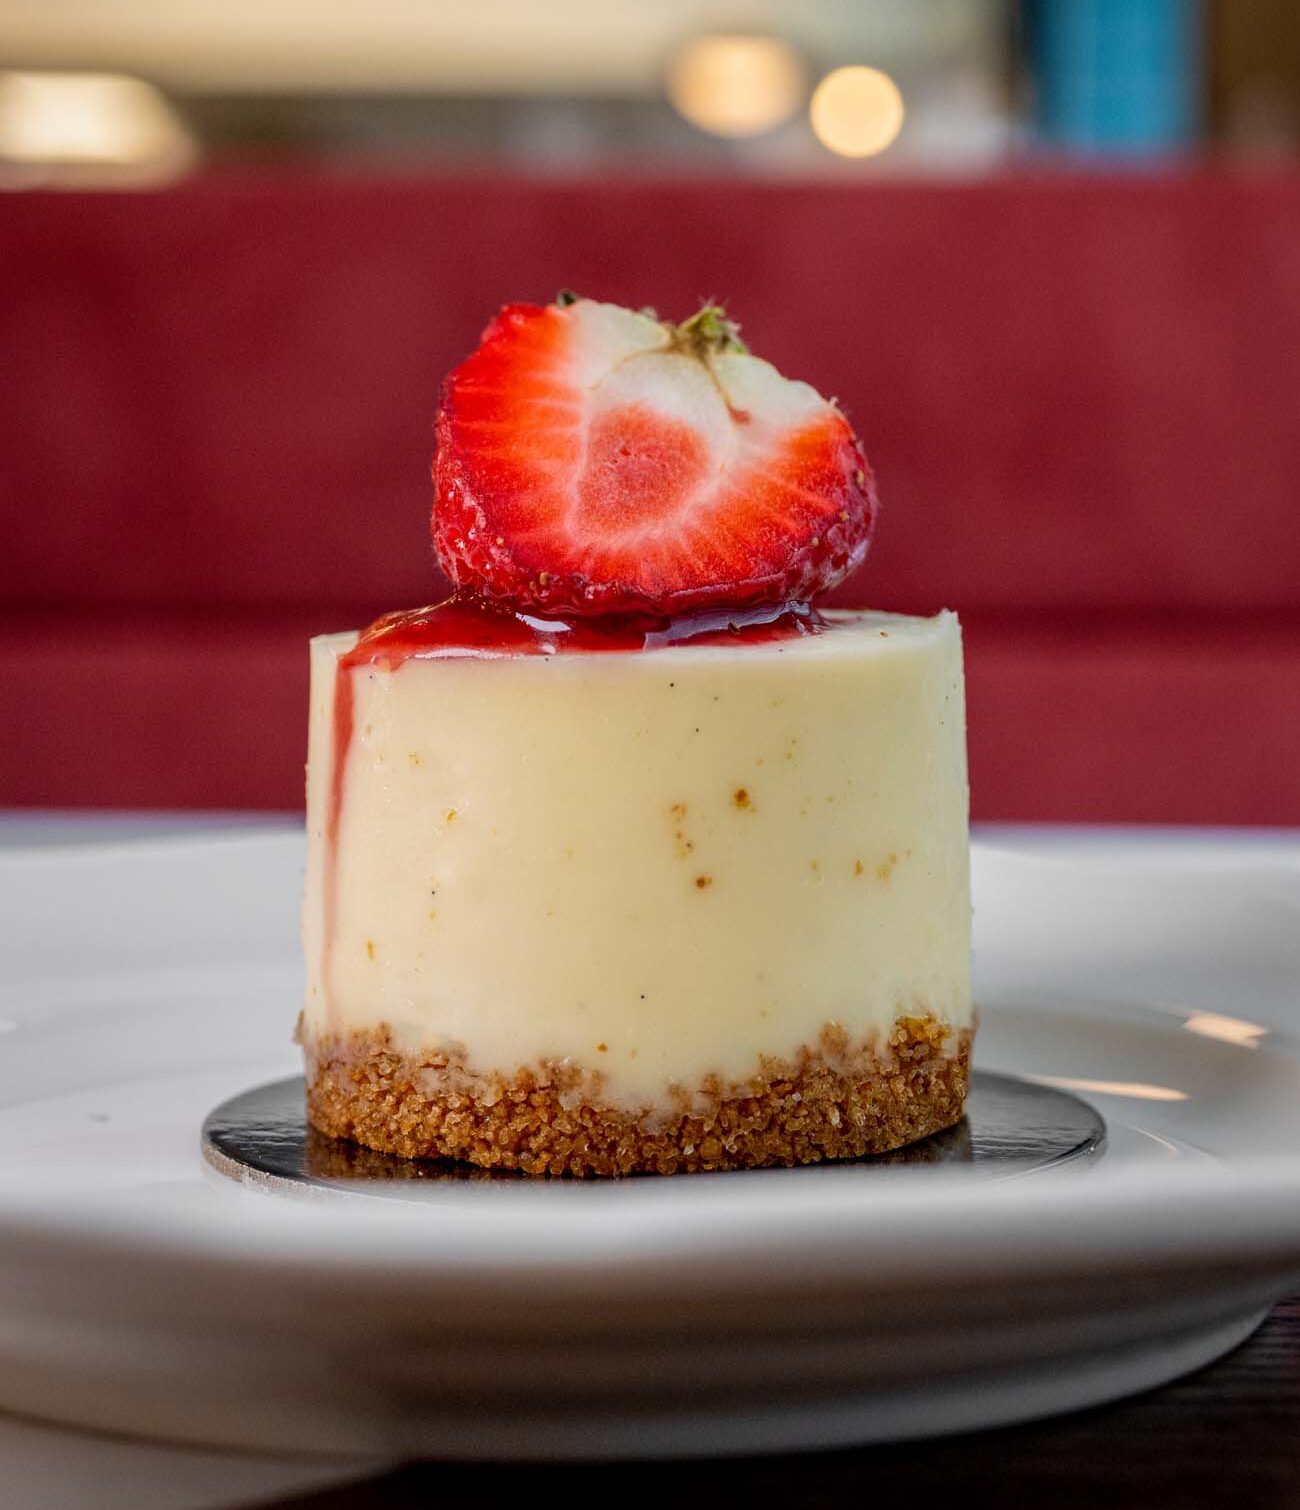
[302,609,971,1109]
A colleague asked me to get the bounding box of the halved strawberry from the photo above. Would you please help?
[433,296,877,618]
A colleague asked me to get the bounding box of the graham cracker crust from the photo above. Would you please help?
[300,1015,973,1178]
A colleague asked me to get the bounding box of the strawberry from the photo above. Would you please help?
[433,296,877,618]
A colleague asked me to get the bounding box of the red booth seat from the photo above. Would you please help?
[3,172,1299,821]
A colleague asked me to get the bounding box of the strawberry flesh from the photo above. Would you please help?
[433,298,877,618]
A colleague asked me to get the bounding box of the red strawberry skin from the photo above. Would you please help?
[433,300,877,618]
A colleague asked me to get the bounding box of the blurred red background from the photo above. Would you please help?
[3,170,1299,821]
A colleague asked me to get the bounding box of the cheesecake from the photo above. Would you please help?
[299,295,973,1175]
[300,600,971,1175]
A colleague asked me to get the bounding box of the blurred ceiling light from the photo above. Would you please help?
[0,71,196,187]
[809,65,904,158]
[667,34,803,139]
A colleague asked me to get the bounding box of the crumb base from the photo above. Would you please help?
[301,1016,973,1178]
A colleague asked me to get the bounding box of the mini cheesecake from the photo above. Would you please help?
[300,602,971,1175]
[300,291,973,1175]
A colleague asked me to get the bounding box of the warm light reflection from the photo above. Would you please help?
[1026,1074,1189,1103]
[809,65,904,158]
[1182,1012,1268,1048]
[667,34,804,139]
[0,71,196,185]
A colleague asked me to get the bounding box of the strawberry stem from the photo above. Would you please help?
[672,304,748,358]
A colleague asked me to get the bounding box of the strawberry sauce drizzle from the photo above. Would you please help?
[322,592,825,1017]
[342,590,824,669]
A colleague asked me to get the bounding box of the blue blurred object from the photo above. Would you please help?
[1027,0,1203,154]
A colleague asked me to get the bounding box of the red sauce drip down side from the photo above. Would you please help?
[321,592,828,1018]
[321,653,355,1023]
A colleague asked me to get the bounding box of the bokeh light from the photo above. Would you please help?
[809,65,904,158]
[0,71,195,184]
[667,34,804,140]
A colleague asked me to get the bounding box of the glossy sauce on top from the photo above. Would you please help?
[341,591,826,671]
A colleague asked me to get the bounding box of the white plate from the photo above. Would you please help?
[0,829,1298,1459]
